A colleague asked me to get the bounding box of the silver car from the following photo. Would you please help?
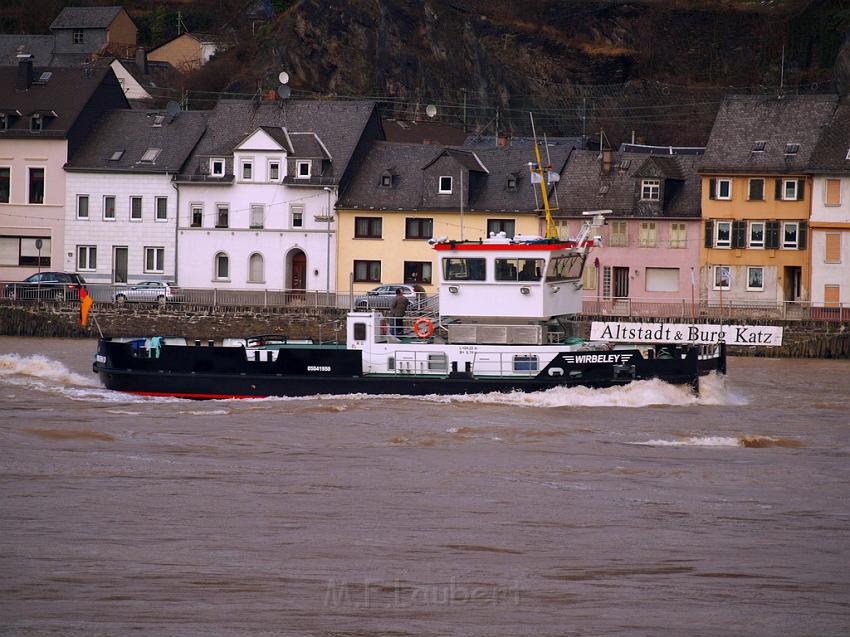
[354,284,426,310]
[114,281,181,305]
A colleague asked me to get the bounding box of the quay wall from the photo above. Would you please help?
[0,304,848,359]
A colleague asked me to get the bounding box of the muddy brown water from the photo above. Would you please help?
[1,337,849,636]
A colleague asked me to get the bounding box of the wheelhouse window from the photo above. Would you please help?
[214,252,229,280]
[513,355,538,372]
[748,221,765,248]
[782,222,799,249]
[28,167,44,204]
[290,204,304,228]
[250,204,264,229]
[443,257,486,281]
[545,254,584,282]
[144,247,165,273]
[191,204,203,227]
[354,217,382,239]
[748,178,765,201]
[76,195,89,219]
[0,167,9,203]
[487,219,515,237]
[216,204,229,228]
[713,265,731,290]
[77,245,96,271]
[438,176,452,194]
[405,218,433,240]
[640,179,660,201]
[130,196,142,221]
[210,158,225,177]
[746,266,764,291]
[155,197,168,221]
[404,261,432,284]
[495,258,544,282]
[103,195,116,220]
[715,220,732,248]
[353,260,381,283]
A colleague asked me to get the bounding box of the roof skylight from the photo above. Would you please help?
[140,148,161,163]
[109,150,124,161]
[753,141,766,152]
[784,143,800,155]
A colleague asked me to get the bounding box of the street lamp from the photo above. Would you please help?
[323,186,333,293]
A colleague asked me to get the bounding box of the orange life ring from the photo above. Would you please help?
[413,317,434,338]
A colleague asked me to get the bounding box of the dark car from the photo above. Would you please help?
[354,284,427,310]
[4,272,87,301]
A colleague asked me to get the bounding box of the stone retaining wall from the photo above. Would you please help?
[1,304,848,359]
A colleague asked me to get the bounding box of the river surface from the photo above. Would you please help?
[1,336,849,636]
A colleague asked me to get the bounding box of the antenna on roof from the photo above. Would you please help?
[277,85,291,100]
[278,71,290,85]
[425,104,437,119]
[778,44,785,99]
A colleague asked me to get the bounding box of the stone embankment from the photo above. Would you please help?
[1,303,848,359]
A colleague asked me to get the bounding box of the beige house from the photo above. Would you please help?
[148,33,220,72]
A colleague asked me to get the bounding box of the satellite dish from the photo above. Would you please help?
[277,85,291,100]
[425,104,437,118]
[165,101,180,117]
[278,71,290,84]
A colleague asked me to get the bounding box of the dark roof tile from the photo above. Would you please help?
[808,100,850,174]
[50,6,124,30]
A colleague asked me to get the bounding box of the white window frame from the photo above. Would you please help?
[715,178,732,200]
[144,247,165,273]
[250,204,264,229]
[782,179,798,201]
[712,265,731,291]
[76,194,89,219]
[103,195,116,221]
[640,179,660,201]
[268,159,281,182]
[240,158,253,182]
[782,222,799,249]
[746,266,764,291]
[290,204,304,228]
[214,251,230,281]
[129,196,142,221]
[155,196,168,222]
[190,203,203,228]
[715,220,732,248]
[27,166,45,205]
[210,158,225,177]
[438,176,453,194]
[296,160,311,179]
[215,203,229,229]
[748,221,765,249]
[77,245,96,271]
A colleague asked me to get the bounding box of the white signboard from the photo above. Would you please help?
[590,322,783,346]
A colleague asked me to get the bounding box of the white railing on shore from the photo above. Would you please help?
[2,281,849,323]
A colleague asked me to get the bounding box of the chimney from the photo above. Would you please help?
[135,47,148,74]
[16,51,33,91]
[601,149,613,175]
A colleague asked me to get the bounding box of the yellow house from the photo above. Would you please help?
[335,142,571,294]
[698,95,838,305]
[148,33,221,72]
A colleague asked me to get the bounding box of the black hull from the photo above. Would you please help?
[94,339,724,399]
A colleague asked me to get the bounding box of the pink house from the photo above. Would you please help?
[552,147,703,313]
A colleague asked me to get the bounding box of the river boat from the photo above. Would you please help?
[92,213,726,399]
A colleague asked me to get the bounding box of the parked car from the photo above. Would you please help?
[114,281,181,305]
[354,284,427,310]
[4,272,86,301]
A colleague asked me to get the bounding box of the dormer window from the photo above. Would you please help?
[140,148,161,163]
[210,158,225,177]
[785,143,800,155]
[0,114,7,130]
[438,176,453,194]
[30,114,42,131]
[753,141,766,152]
[152,115,165,127]
[380,173,392,188]
[296,161,311,179]
[109,150,124,161]
[506,174,518,191]
[268,160,280,181]
[845,147,850,160]
[641,179,660,201]
[73,29,84,45]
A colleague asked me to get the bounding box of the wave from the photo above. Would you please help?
[628,435,803,448]
[0,353,99,387]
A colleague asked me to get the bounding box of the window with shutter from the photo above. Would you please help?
[825,233,841,263]
[748,178,765,201]
[796,179,805,201]
[732,220,746,248]
[824,285,840,307]
[708,178,716,200]
[766,221,780,249]
[798,221,807,250]
[704,220,714,248]
[825,179,841,206]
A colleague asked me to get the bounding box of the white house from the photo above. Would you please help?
[63,109,206,284]
[808,102,850,311]
[173,99,383,292]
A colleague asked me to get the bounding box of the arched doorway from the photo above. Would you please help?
[287,249,307,291]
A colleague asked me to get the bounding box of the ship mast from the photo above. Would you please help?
[529,113,559,239]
